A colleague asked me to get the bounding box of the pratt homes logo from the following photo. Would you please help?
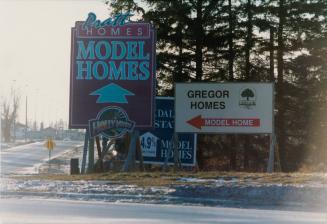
[239,87,256,109]
[89,106,135,139]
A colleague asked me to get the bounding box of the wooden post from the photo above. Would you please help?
[122,132,135,172]
[88,137,95,173]
[95,136,103,172]
[81,129,89,174]
[173,132,181,171]
[136,135,144,171]
[267,133,276,172]
[275,139,282,172]
[163,135,173,172]
[122,130,139,172]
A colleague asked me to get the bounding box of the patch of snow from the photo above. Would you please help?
[178,178,215,183]
[178,177,240,186]
[2,174,327,210]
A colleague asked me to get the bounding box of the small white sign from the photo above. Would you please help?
[175,83,274,134]
[140,132,158,157]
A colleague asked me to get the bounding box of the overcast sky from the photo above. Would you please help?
[0,0,110,127]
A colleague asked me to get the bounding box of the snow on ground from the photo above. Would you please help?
[2,144,327,211]
[178,177,239,186]
[1,175,327,211]
[36,146,84,174]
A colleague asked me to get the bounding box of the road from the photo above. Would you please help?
[0,141,82,175]
[0,198,326,224]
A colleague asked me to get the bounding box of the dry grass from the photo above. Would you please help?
[12,171,327,187]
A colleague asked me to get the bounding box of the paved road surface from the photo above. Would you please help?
[0,198,326,224]
[0,141,82,175]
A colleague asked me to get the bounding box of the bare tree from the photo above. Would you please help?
[1,89,20,143]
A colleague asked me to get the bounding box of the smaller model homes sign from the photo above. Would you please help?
[175,83,273,134]
[69,13,156,138]
[140,97,197,166]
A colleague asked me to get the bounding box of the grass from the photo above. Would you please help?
[12,171,327,187]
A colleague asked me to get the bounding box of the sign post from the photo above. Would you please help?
[122,130,142,172]
[44,138,55,172]
[175,83,274,171]
[81,128,89,174]
[87,137,95,173]
[267,133,276,172]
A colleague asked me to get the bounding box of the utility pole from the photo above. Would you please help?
[0,97,2,150]
[0,97,2,177]
[25,96,28,142]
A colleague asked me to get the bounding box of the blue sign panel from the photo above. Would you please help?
[139,97,197,166]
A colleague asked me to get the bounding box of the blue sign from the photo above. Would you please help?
[139,97,197,166]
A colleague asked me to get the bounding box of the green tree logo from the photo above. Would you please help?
[241,88,255,100]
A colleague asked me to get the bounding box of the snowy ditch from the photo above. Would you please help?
[1,177,327,211]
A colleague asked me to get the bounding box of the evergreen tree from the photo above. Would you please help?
[108,0,327,171]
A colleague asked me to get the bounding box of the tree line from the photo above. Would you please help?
[107,0,327,172]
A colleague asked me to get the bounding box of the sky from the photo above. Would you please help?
[0,0,110,128]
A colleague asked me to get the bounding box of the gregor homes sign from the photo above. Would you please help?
[69,13,156,136]
[175,83,273,134]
